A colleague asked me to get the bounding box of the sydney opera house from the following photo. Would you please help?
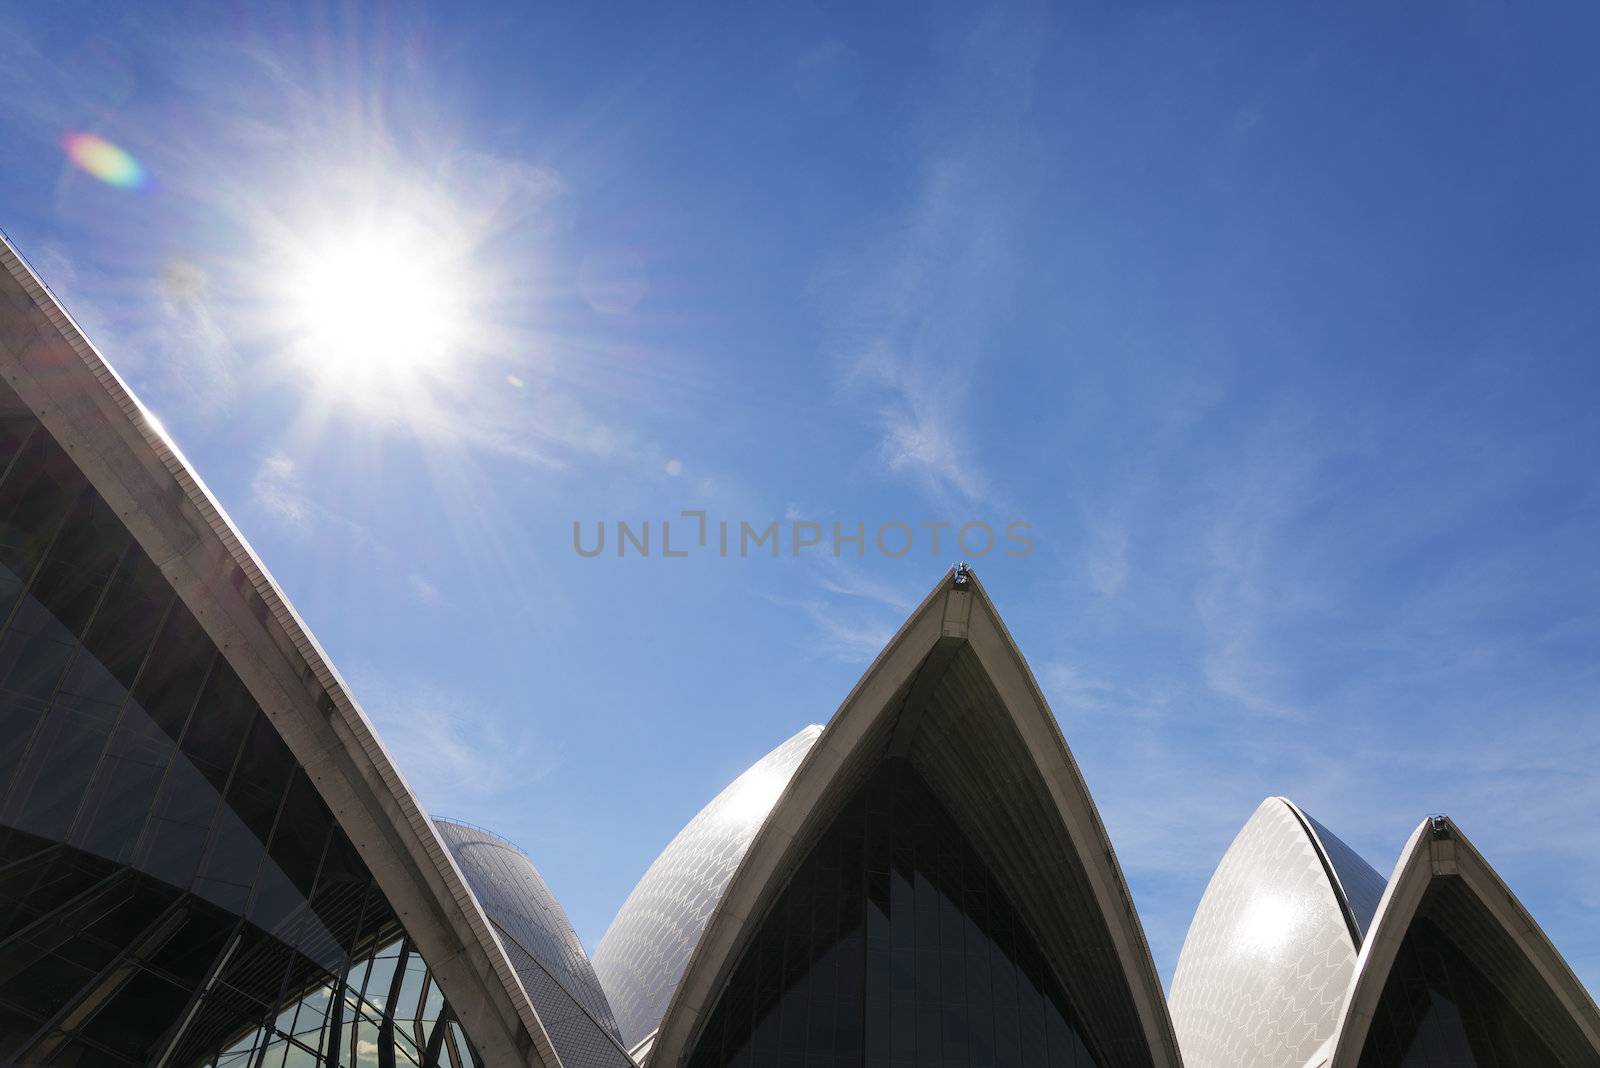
[1,227,1597,1068]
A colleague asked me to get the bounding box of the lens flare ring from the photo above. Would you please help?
[62,132,147,189]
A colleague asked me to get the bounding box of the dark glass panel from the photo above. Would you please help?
[73,965,192,1062]
[195,806,268,916]
[1045,996,1093,1068]
[54,881,176,973]
[16,492,126,645]
[305,831,371,959]
[0,401,484,1066]
[129,605,215,740]
[0,1000,39,1064]
[192,713,291,918]
[0,840,114,943]
[134,666,259,894]
[1358,913,1562,1067]
[179,659,255,792]
[688,761,1101,1068]
[0,431,77,590]
[229,712,297,841]
[0,945,94,1018]
[248,773,331,938]
[71,709,174,863]
[0,692,48,804]
[44,490,126,577]
[1015,943,1050,1066]
[0,412,36,476]
[65,546,171,703]
[138,756,223,891]
[3,692,119,840]
[143,905,235,988]
[0,627,76,703]
[0,560,25,646]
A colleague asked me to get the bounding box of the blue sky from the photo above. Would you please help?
[3,1,1599,992]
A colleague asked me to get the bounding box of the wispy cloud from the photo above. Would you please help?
[761,505,923,659]
[152,268,244,417]
[1188,416,1327,718]
[247,450,379,549]
[1039,660,1169,720]
[750,578,901,664]
[355,375,629,472]
[407,573,448,608]
[249,451,313,526]
[353,670,556,814]
[815,563,916,614]
[799,597,899,663]
[823,7,1046,504]
[1045,388,1600,986]
[1085,518,1131,599]
[803,515,921,614]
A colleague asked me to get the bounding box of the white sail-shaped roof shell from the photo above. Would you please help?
[1169,797,1384,1068]
[592,725,823,1050]
[437,818,634,1068]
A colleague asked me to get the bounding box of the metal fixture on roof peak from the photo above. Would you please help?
[953,562,971,586]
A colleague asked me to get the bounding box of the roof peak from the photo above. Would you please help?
[1324,814,1600,1066]
[645,565,1181,1068]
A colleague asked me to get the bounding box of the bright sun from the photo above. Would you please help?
[282,218,468,391]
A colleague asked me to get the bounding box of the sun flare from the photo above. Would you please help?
[281,218,469,392]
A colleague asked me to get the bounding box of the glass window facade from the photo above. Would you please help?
[1358,909,1559,1067]
[687,759,1101,1068]
[0,387,481,1067]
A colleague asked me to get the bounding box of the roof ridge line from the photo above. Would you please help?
[1276,797,1367,947]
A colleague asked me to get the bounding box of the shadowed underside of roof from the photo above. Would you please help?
[899,641,1161,1064]
[1322,816,1600,1068]
[646,570,1181,1068]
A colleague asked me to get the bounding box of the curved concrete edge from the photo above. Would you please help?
[1324,816,1600,1068]
[645,568,1182,1068]
[0,232,561,1068]
[629,1029,658,1063]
